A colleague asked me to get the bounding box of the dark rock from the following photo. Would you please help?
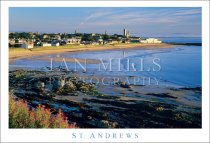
[180,87,201,91]
[53,76,65,91]
[87,116,92,120]
[63,81,77,93]
[146,93,177,99]
[120,82,131,88]
[35,81,45,92]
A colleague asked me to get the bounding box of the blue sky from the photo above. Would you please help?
[9,7,201,37]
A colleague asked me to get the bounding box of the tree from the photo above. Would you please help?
[82,34,94,42]
[103,34,110,41]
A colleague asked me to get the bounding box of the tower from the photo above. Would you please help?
[75,29,79,34]
[123,29,127,37]
[123,29,130,38]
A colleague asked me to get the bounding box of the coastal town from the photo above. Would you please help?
[7,5,202,131]
[9,29,162,49]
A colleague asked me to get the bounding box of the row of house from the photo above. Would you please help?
[20,37,162,49]
[22,41,61,49]
[10,29,162,49]
[11,37,79,49]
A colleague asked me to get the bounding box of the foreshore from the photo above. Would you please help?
[9,43,174,63]
[9,69,201,128]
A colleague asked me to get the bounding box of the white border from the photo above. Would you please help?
[1,1,209,142]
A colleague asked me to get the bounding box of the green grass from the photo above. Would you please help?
[9,42,142,52]
[32,44,81,51]
[9,44,79,51]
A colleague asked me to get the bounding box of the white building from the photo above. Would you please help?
[97,38,103,45]
[140,38,162,44]
[41,34,49,39]
[21,42,34,49]
[16,39,27,44]
[64,37,81,44]
[52,35,61,40]
[41,43,52,47]
[51,42,60,46]
[9,39,16,45]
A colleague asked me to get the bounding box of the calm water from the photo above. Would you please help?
[159,37,201,43]
[10,38,202,88]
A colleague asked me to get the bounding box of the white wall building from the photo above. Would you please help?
[140,38,162,44]
[52,35,61,40]
[9,39,16,45]
[64,37,81,44]
[41,43,52,47]
[51,42,60,46]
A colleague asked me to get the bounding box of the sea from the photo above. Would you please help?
[10,37,202,88]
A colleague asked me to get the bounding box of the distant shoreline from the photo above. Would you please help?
[166,42,202,46]
[9,43,175,63]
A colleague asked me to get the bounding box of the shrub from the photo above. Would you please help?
[9,94,77,128]
[156,107,164,112]
[14,70,27,79]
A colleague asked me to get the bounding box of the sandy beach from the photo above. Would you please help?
[9,43,174,63]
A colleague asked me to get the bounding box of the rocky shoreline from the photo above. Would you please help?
[9,70,201,128]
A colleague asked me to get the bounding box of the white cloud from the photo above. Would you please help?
[172,9,201,16]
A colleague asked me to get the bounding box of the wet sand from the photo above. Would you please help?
[9,43,174,63]
[33,57,100,64]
